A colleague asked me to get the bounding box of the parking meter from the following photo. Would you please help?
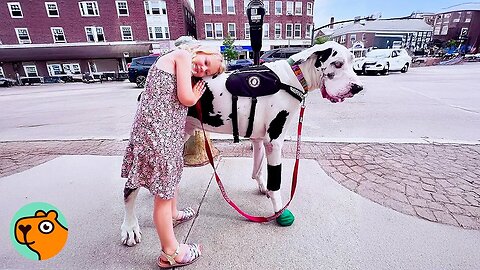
[246,0,265,65]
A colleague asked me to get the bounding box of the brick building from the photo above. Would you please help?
[432,3,480,53]
[193,0,314,58]
[0,0,195,80]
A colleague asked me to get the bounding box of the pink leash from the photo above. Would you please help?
[195,100,306,222]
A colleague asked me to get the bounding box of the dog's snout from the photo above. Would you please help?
[19,224,32,235]
[351,83,363,95]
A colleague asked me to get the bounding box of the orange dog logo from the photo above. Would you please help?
[14,210,68,260]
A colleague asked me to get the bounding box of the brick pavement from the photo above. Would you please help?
[1,139,479,230]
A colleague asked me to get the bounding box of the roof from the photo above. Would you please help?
[331,19,433,37]
[437,2,480,14]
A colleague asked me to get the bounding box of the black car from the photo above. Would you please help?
[128,55,159,87]
[259,47,303,63]
[227,59,254,71]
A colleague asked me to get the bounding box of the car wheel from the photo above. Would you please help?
[401,63,409,73]
[136,75,146,88]
[381,63,390,75]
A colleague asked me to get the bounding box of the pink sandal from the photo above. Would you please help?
[173,207,196,227]
[157,243,202,269]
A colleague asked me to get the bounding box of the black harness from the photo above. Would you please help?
[225,65,305,142]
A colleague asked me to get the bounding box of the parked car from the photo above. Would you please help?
[0,77,16,87]
[128,55,159,87]
[259,47,303,63]
[227,59,254,71]
[353,49,412,75]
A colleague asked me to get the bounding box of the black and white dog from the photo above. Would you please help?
[121,41,363,246]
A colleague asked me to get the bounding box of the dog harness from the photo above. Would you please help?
[225,65,306,142]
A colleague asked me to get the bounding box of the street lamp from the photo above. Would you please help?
[246,0,265,65]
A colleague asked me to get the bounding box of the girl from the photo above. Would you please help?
[121,44,225,268]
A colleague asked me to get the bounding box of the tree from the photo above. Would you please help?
[222,34,238,63]
[315,36,330,45]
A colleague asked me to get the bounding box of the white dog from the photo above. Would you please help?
[121,41,363,246]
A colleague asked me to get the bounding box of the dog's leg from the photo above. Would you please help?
[263,139,284,213]
[121,187,142,246]
[251,139,267,194]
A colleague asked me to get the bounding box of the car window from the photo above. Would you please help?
[143,57,157,66]
[271,52,283,58]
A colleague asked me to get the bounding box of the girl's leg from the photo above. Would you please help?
[171,187,179,219]
[154,195,193,262]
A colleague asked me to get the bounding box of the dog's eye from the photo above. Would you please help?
[39,221,54,234]
[333,61,344,69]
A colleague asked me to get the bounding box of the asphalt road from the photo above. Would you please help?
[0,63,479,143]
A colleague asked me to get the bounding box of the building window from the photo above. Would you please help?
[8,2,23,18]
[203,0,212,14]
[214,23,223,39]
[45,2,59,17]
[350,34,356,42]
[64,63,81,74]
[15,28,31,44]
[275,1,282,15]
[24,65,38,77]
[79,1,99,16]
[213,0,221,14]
[286,23,293,38]
[148,26,169,40]
[307,2,313,16]
[205,23,214,38]
[245,23,250,39]
[51,27,66,43]
[453,12,461,22]
[121,26,133,41]
[85,26,105,42]
[243,0,249,14]
[340,35,346,43]
[294,24,301,38]
[294,2,302,15]
[362,33,366,41]
[465,12,472,23]
[263,23,269,38]
[228,23,236,38]
[227,0,235,14]
[116,1,129,16]
[305,24,312,39]
[145,1,166,15]
[440,25,448,35]
[275,23,282,39]
[286,1,294,15]
[264,1,269,15]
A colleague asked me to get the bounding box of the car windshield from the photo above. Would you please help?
[366,50,391,58]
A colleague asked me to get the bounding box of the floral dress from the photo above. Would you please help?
[121,64,187,199]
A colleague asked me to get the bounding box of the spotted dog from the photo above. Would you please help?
[121,41,363,246]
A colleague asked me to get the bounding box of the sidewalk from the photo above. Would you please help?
[1,140,479,269]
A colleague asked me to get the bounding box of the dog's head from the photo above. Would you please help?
[289,41,363,103]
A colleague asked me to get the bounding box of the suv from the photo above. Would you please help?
[128,55,159,87]
[259,47,303,63]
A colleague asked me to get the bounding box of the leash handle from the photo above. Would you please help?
[194,102,305,223]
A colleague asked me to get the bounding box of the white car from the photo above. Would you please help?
[353,49,412,75]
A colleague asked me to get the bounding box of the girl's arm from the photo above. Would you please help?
[175,50,205,107]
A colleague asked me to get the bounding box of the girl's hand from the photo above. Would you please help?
[193,80,206,99]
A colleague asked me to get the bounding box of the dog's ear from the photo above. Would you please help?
[288,43,334,66]
[314,48,333,68]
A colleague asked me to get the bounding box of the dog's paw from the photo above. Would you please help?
[121,217,142,247]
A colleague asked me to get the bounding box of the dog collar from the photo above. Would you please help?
[287,58,309,93]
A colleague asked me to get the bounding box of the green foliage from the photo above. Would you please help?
[446,39,459,48]
[315,36,330,45]
[222,34,239,62]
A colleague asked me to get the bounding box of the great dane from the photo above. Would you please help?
[121,41,363,246]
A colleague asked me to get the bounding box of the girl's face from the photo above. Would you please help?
[191,52,222,78]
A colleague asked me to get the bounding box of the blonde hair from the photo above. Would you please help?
[175,37,226,76]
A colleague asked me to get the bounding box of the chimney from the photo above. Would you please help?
[330,17,334,29]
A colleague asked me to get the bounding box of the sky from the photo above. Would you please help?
[313,0,474,26]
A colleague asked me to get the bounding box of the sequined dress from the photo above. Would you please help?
[121,64,187,199]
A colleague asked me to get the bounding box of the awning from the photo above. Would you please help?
[0,43,152,62]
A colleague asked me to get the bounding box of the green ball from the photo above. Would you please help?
[276,209,295,226]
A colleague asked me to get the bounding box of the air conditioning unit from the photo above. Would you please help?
[286,11,292,16]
